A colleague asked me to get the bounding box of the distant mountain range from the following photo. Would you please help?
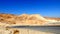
[0,14,60,26]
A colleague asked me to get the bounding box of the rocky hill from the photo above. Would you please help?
[0,14,60,26]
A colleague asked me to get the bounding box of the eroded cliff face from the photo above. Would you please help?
[0,14,17,24]
[15,14,47,24]
[0,14,60,26]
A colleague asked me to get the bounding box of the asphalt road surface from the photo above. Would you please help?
[11,26,60,34]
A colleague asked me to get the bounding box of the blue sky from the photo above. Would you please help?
[0,0,60,17]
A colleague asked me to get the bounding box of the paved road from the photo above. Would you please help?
[11,26,60,34]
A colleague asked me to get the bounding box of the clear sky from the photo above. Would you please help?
[0,0,60,17]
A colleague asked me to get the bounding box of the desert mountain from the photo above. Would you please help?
[0,14,60,26]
